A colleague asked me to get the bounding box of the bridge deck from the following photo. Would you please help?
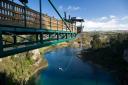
[0,0,77,58]
[0,0,77,32]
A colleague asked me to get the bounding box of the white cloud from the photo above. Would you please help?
[109,15,116,19]
[67,6,72,10]
[58,5,80,11]
[122,16,128,20]
[58,5,63,10]
[76,16,128,31]
[67,6,80,11]
[100,17,108,21]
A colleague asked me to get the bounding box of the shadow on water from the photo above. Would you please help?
[36,47,117,85]
[80,37,128,85]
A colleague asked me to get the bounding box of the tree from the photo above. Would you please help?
[91,34,102,49]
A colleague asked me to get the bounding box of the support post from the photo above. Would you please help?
[24,4,27,28]
[0,31,3,55]
[62,22,63,31]
[57,20,58,31]
[39,0,42,29]
[75,22,76,33]
[57,20,59,40]
[13,34,16,44]
[64,12,67,19]
[68,14,70,32]
[71,33,72,38]
[65,33,67,39]
[39,0,43,43]
[36,34,38,42]
[40,33,43,43]
[50,17,52,30]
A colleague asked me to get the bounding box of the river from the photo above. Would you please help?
[36,47,117,85]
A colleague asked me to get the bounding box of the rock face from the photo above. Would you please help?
[32,49,40,61]
[0,59,2,62]
[0,49,48,85]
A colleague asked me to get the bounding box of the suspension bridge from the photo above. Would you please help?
[0,0,84,58]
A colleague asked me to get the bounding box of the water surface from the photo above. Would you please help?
[36,47,117,85]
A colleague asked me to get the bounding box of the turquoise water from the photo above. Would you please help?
[36,47,117,85]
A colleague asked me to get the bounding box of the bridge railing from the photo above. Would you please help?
[0,0,77,32]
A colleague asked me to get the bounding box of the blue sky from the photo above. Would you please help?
[15,0,128,31]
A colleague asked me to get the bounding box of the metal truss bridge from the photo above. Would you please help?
[0,0,84,58]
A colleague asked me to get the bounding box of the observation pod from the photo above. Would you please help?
[70,17,84,33]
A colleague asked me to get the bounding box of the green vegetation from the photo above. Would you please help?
[0,51,48,85]
[79,32,128,85]
[91,34,103,49]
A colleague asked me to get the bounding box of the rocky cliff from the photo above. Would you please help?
[0,49,48,85]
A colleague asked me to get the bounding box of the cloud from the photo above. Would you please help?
[100,17,108,21]
[76,16,128,31]
[67,6,80,11]
[58,5,63,10]
[58,5,80,12]
[122,16,128,20]
[109,15,116,19]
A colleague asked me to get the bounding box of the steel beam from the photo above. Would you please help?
[0,31,3,55]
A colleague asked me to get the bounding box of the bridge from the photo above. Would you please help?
[0,0,84,58]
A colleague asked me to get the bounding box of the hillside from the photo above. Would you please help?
[78,32,128,85]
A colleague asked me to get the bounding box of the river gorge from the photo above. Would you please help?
[36,47,117,85]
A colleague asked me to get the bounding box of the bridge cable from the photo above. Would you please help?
[48,0,71,32]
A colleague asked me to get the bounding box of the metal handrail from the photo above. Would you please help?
[0,0,76,32]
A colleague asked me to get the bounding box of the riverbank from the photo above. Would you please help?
[0,40,77,85]
[39,42,71,54]
[78,32,128,85]
[0,49,48,85]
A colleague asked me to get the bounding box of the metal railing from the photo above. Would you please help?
[0,0,77,32]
